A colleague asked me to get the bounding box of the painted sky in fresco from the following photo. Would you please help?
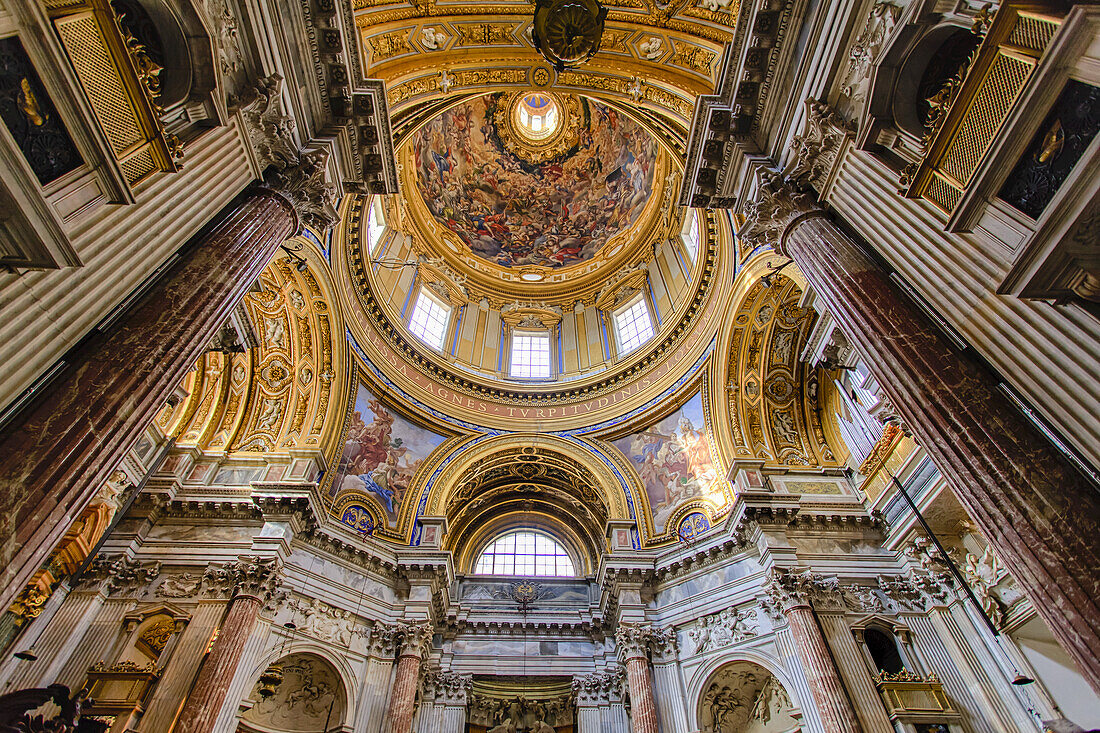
[612,390,722,534]
[331,381,446,527]
[413,93,657,268]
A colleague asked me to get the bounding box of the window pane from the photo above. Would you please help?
[614,298,655,356]
[510,331,552,378]
[408,290,451,350]
[472,530,576,577]
[682,210,699,260]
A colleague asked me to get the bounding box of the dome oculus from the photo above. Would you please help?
[515,93,560,141]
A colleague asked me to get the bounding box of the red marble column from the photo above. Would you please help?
[785,604,863,733]
[174,557,281,733]
[384,622,433,733]
[623,656,659,733]
[174,595,262,733]
[764,570,862,733]
[0,188,297,612]
[747,172,1100,693]
[615,625,661,733]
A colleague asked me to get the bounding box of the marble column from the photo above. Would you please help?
[616,625,671,733]
[742,170,1100,694]
[174,557,282,733]
[762,570,862,733]
[0,186,299,613]
[650,633,689,733]
[423,670,471,733]
[354,625,397,732]
[573,669,626,733]
[383,622,433,733]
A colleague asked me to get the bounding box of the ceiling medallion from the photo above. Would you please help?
[491,92,582,165]
[531,0,608,72]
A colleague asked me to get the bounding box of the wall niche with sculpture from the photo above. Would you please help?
[238,653,347,733]
[697,660,801,733]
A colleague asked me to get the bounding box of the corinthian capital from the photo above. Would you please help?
[79,554,161,596]
[614,623,677,662]
[202,555,282,602]
[738,169,822,257]
[423,669,473,704]
[238,74,339,231]
[572,667,626,703]
[760,568,842,617]
[395,620,434,659]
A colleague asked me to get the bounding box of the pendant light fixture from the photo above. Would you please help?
[531,0,608,72]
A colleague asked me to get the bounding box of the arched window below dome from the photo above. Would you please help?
[473,530,577,577]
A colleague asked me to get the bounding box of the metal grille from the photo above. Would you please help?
[926,175,962,213]
[940,53,1030,185]
[120,147,156,183]
[54,13,142,156]
[1008,14,1058,52]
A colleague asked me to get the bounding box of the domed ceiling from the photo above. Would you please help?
[411,92,659,269]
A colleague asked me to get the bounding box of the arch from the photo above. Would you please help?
[710,251,845,474]
[418,432,634,564]
[690,656,804,733]
[163,234,351,465]
[238,648,352,733]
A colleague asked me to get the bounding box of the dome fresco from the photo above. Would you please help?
[412,93,658,269]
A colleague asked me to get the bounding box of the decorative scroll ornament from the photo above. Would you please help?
[156,572,202,599]
[737,169,822,256]
[531,0,608,72]
[115,10,184,165]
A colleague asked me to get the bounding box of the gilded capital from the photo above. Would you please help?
[738,169,823,257]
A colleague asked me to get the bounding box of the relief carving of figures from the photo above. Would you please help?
[699,662,799,733]
[689,607,759,653]
[837,2,900,119]
[472,690,575,729]
[294,596,362,646]
[964,546,1004,628]
[156,572,203,598]
[79,554,161,595]
[241,654,345,729]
